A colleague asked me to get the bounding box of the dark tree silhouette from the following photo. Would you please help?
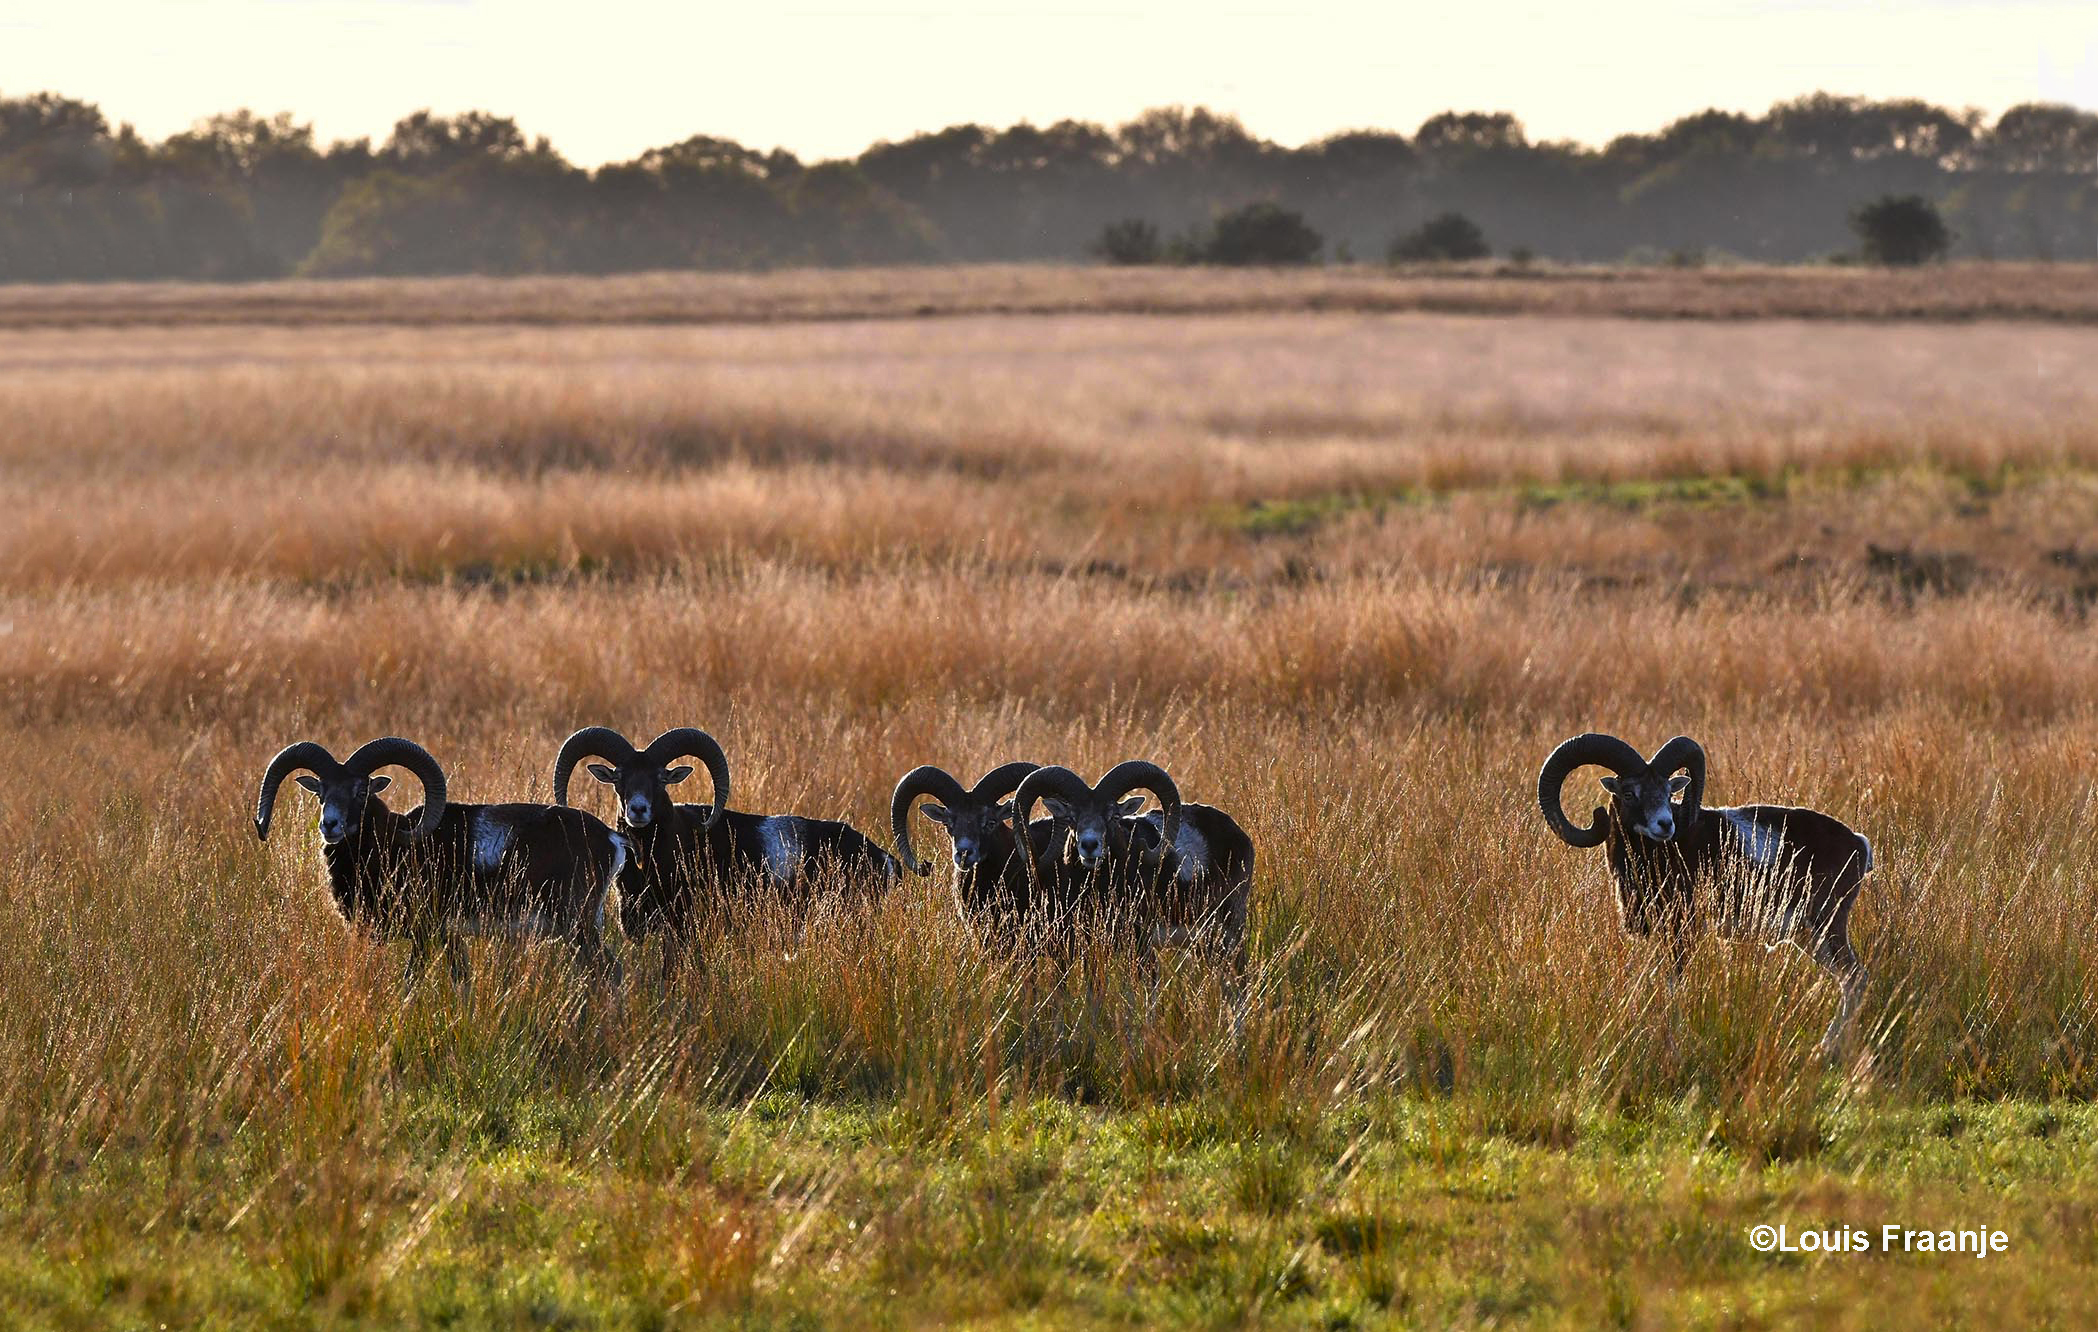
[0,93,114,187]
[779,162,936,265]
[1092,218,1162,264]
[1,89,2095,281]
[381,110,541,173]
[1413,111,1526,157]
[1851,194,1951,265]
[1199,202,1321,265]
[1977,103,2098,171]
[1390,212,1490,261]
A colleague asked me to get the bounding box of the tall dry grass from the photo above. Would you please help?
[5,313,2097,589]
[3,299,2097,1313]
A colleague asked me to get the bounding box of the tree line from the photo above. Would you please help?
[0,91,2093,282]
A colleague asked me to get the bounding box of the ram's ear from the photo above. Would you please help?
[921,803,954,827]
[1112,797,1144,818]
[1598,777,1622,796]
[662,766,693,785]
[1669,774,1691,795]
[588,763,620,784]
[993,800,1015,822]
[1042,798,1076,822]
[295,775,323,794]
[367,775,391,793]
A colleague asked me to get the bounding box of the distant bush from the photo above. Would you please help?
[1851,194,1951,266]
[1164,228,1208,264]
[1200,202,1323,266]
[1389,212,1490,262]
[1091,217,1163,265]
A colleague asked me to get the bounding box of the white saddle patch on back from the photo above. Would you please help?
[1142,813,1210,885]
[471,811,514,874]
[1173,822,1210,885]
[758,817,801,883]
[1721,808,1784,870]
[1718,807,1815,943]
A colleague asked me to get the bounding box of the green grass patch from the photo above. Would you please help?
[1516,471,1777,512]
[1220,461,2098,539]
[8,1096,2098,1328]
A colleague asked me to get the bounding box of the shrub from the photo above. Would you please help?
[1389,212,1490,262]
[1091,217,1163,265]
[1200,202,1322,266]
[1850,194,1950,266]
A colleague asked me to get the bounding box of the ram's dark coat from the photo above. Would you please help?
[1539,732,1871,1057]
[614,805,900,943]
[1011,763,1255,1025]
[256,738,628,987]
[554,726,897,971]
[891,761,1055,941]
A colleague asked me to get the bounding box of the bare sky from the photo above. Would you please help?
[4,1,2094,165]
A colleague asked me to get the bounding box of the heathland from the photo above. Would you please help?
[5,264,2098,1328]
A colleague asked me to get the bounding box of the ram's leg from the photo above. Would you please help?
[444,930,474,1009]
[1054,926,1088,1049]
[781,891,807,964]
[1655,925,1693,1061]
[1216,890,1251,1042]
[1664,919,1694,992]
[590,840,630,999]
[572,918,623,995]
[1812,929,1868,1064]
[400,936,432,999]
[1079,927,1108,1051]
[1222,931,1250,1043]
[659,929,686,989]
[1141,931,1165,1014]
[1018,939,1049,1054]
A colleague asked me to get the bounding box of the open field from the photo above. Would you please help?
[6,277,2098,1326]
[5,260,2098,330]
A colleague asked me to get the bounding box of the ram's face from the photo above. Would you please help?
[1043,797,1144,870]
[920,800,1012,870]
[1599,771,1692,843]
[589,762,694,829]
[296,773,390,845]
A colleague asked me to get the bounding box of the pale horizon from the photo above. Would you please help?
[2,1,2094,166]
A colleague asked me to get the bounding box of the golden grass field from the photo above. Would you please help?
[6,264,2098,1327]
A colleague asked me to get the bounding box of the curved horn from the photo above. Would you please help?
[1011,765,1094,828]
[254,741,340,842]
[1648,735,1707,832]
[343,737,447,841]
[889,765,970,877]
[1096,759,1181,853]
[1537,732,1646,849]
[641,727,731,831]
[551,726,639,807]
[968,761,1042,804]
[1011,765,1095,887]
